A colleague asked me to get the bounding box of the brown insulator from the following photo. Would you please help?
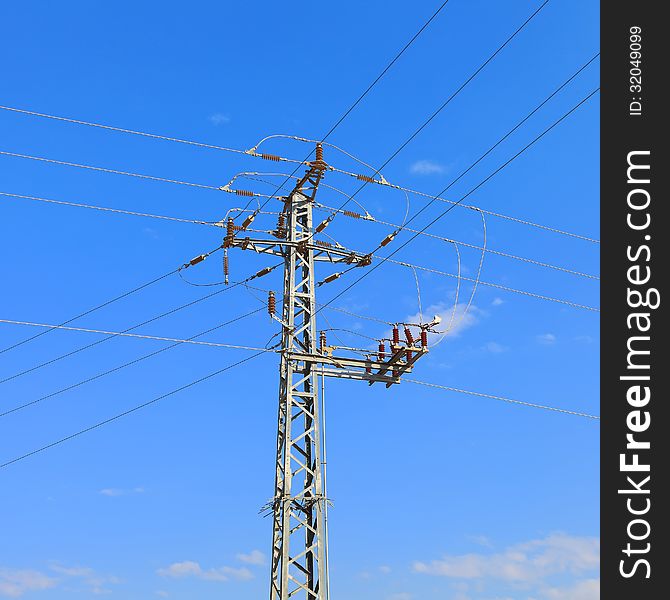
[404,327,414,344]
[274,213,287,238]
[392,326,400,345]
[261,153,281,162]
[241,212,257,229]
[366,364,372,374]
[319,331,327,352]
[188,254,206,267]
[224,217,235,248]
[322,272,341,285]
[421,329,428,347]
[253,266,274,279]
[268,290,276,318]
[316,239,333,248]
[315,216,331,233]
[406,350,413,361]
[356,173,375,183]
[378,341,386,361]
[380,230,398,247]
[343,210,362,219]
[315,144,324,163]
[236,189,254,197]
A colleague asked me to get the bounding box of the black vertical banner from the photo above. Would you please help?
[601,3,667,598]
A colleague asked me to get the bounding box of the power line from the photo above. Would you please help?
[1,187,599,281]
[380,256,599,312]
[0,104,303,163]
[329,0,551,217]
[405,378,599,420]
[0,351,267,470]
[0,309,263,419]
[0,191,212,226]
[0,266,280,386]
[0,265,178,356]
[0,150,223,191]
[317,88,600,316]
[321,0,453,141]
[318,203,599,280]
[0,318,273,352]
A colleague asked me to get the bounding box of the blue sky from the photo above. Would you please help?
[0,1,599,599]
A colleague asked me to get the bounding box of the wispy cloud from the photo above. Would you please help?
[157,561,252,583]
[0,568,56,598]
[49,564,120,595]
[413,533,599,583]
[537,333,557,345]
[98,487,144,497]
[482,341,507,354]
[209,113,230,126]
[403,302,482,341]
[236,550,265,566]
[491,297,504,307]
[409,159,446,175]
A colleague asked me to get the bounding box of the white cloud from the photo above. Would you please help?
[0,569,56,598]
[491,297,504,307]
[403,302,482,341]
[413,533,599,583]
[98,487,144,497]
[537,333,556,345]
[209,113,230,125]
[236,550,265,566]
[49,564,120,595]
[542,578,600,600]
[482,342,507,354]
[386,594,412,600]
[379,565,392,574]
[410,159,446,175]
[157,561,252,583]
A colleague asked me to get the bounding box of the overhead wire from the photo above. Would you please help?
[0,351,270,470]
[0,308,264,419]
[405,378,600,420]
[0,318,273,352]
[0,264,281,386]
[315,88,600,318]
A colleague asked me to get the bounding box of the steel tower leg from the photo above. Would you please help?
[270,151,328,600]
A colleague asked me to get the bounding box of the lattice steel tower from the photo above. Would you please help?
[225,143,428,599]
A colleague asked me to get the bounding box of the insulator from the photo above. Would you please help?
[241,212,257,229]
[224,217,235,248]
[378,342,386,361]
[188,254,206,267]
[315,217,331,233]
[319,331,327,352]
[342,210,362,219]
[223,252,229,284]
[235,189,255,197]
[406,350,413,361]
[356,173,375,183]
[392,326,400,345]
[322,272,341,285]
[315,239,334,248]
[315,144,324,163]
[261,153,281,162]
[421,329,428,348]
[268,291,276,318]
[380,230,398,247]
[404,327,414,344]
[366,364,372,374]
[253,266,274,279]
[274,213,286,238]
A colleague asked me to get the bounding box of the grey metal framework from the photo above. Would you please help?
[225,144,427,599]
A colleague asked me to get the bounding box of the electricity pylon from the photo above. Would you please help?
[225,144,428,599]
